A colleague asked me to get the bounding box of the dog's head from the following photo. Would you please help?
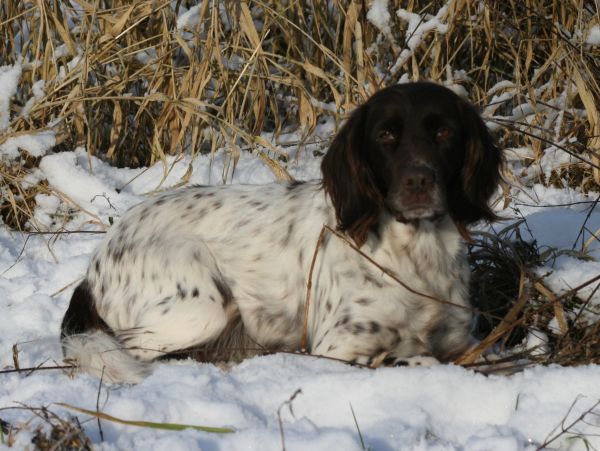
[321,82,501,246]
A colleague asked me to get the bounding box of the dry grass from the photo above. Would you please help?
[1,1,600,372]
[1,1,598,167]
[0,406,91,450]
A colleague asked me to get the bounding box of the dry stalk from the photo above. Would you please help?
[534,281,569,335]
[456,270,529,365]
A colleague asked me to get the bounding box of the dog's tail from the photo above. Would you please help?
[61,281,151,383]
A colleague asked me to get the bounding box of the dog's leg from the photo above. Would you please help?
[63,238,237,382]
[110,239,237,362]
[310,315,440,368]
[312,335,440,368]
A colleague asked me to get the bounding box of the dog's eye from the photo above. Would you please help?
[377,130,398,145]
[435,126,454,143]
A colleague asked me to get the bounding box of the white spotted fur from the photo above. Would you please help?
[63,181,473,383]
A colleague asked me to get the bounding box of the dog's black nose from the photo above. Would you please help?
[402,166,436,194]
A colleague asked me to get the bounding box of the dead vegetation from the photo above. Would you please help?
[0,406,91,450]
[464,222,600,373]
[0,0,599,403]
[1,1,598,167]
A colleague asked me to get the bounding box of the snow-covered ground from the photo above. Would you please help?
[0,145,599,450]
[2,2,600,449]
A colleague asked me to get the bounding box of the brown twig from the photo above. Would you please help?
[277,389,302,451]
[534,281,568,335]
[0,365,75,375]
[300,226,327,350]
[537,398,600,450]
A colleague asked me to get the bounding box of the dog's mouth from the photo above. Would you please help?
[385,180,448,223]
[392,209,444,223]
[387,201,446,223]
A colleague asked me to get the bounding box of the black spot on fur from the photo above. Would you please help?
[237,219,251,228]
[383,356,401,366]
[363,274,384,288]
[348,322,366,334]
[428,321,459,361]
[281,222,295,246]
[252,253,263,262]
[356,298,373,306]
[192,288,200,297]
[369,321,381,333]
[177,283,187,298]
[157,297,170,306]
[212,276,233,305]
[335,315,351,328]
[286,180,305,191]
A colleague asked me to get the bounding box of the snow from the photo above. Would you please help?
[367,0,392,38]
[397,6,449,51]
[0,62,22,132]
[0,141,599,449]
[0,130,56,160]
[392,4,449,75]
[586,25,600,45]
[1,4,600,450]
[176,4,203,31]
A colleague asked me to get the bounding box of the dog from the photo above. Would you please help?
[61,82,501,383]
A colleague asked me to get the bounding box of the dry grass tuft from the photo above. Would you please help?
[466,221,600,373]
[0,407,91,450]
[31,416,92,451]
[0,159,49,229]
[469,223,541,347]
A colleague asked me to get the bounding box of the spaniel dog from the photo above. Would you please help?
[61,82,501,383]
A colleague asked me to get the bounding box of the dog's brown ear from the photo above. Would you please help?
[321,104,384,247]
[448,100,502,226]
